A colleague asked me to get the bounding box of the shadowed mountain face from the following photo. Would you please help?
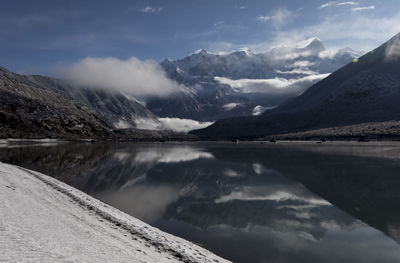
[0,67,112,138]
[24,74,159,129]
[2,142,400,263]
[0,67,162,139]
[147,39,361,121]
[192,33,400,139]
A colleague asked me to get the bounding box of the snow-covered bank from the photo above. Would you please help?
[0,162,229,263]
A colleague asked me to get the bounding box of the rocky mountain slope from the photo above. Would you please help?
[147,38,362,121]
[192,33,400,139]
[0,67,111,138]
[0,67,183,139]
[11,69,159,129]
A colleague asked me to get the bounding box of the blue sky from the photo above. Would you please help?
[1,0,400,75]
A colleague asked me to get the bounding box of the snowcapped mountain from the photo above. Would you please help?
[192,33,400,139]
[147,38,363,121]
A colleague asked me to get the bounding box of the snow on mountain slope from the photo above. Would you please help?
[192,32,400,139]
[0,162,230,263]
[149,38,362,121]
[162,37,362,81]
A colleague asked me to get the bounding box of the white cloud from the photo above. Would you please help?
[223,103,242,111]
[252,163,278,174]
[215,189,332,205]
[235,4,246,10]
[319,1,336,9]
[286,60,321,68]
[270,11,400,52]
[224,169,241,177]
[385,34,400,61]
[133,118,161,130]
[59,56,183,97]
[215,74,330,95]
[131,146,214,164]
[256,16,273,23]
[213,21,225,27]
[207,11,400,55]
[257,7,293,29]
[158,118,214,133]
[337,1,358,6]
[157,148,213,163]
[252,105,275,116]
[114,120,132,129]
[138,6,163,13]
[275,69,319,75]
[351,5,375,12]
[319,1,359,9]
[134,117,214,133]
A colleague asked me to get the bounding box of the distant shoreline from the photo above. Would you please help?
[3,137,400,149]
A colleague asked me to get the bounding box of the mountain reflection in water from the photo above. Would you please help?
[1,142,400,263]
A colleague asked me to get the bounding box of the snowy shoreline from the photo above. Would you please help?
[0,162,230,263]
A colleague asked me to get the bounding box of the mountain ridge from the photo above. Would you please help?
[0,67,191,140]
[148,38,362,121]
[191,33,400,139]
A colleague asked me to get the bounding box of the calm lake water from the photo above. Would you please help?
[2,141,400,263]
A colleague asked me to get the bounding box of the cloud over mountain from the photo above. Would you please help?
[215,74,330,95]
[386,34,400,61]
[134,117,213,133]
[59,56,183,97]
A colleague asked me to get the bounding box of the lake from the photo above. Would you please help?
[1,141,400,263]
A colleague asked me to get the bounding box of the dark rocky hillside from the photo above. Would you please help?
[0,67,189,140]
[0,67,111,138]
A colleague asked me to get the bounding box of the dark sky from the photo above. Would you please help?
[1,0,399,75]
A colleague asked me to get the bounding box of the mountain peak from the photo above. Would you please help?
[296,37,321,48]
[296,37,325,52]
[161,58,174,64]
[238,47,254,56]
[191,49,208,56]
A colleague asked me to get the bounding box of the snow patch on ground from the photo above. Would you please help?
[0,162,230,263]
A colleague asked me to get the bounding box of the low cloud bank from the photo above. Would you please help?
[134,118,214,133]
[223,103,242,111]
[252,105,276,116]
[386,34,400,61]
[159,118,214,132]
[59,56,183,97]
[215,74,330,95]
